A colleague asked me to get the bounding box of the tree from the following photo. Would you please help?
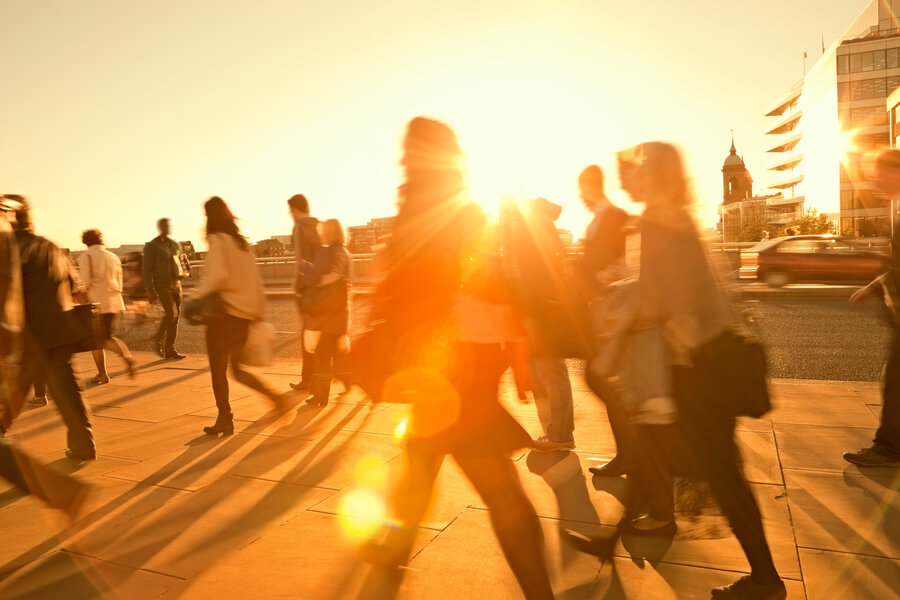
[737,217,770,243]
[785,208,835,235]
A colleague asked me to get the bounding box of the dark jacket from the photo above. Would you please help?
[301,244,349,335]
[15,231,84,350]
[293,217,321,294]
[582,203,627,296]
[142,236,182,294]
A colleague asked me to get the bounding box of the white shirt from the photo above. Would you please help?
[78,245,126,314]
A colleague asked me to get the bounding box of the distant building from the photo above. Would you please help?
[763,0,900,238]
[556,228,574,247]
[719,138,804,242]
[348,216,397,254]
[253,237,286,257]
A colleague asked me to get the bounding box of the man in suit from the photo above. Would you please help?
[10,198,95,461]
[846,149,900,468]
[143,218,186,360]
[287,194,321,391]
[578,165,634,476]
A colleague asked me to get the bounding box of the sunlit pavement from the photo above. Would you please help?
[1,353,898,599]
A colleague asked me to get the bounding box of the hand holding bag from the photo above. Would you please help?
[71,303,104,353]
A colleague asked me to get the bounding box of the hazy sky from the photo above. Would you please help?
[0,0,872,250]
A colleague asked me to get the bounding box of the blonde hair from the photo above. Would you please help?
[634,141,693,207]
[321,218,345,246]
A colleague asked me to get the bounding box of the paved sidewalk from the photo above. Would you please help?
[1,353,898,599]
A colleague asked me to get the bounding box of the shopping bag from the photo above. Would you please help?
[241,321,275,367]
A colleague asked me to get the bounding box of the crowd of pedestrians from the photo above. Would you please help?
[3,116,900,600]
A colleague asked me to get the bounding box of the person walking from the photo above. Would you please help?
[298,219,351,407]
[287,194,321,391]
[0,195,91,517]
[10,198,96,461]
[621,142,785,599]
[359,117,553,599]
[845,149,900,468]
[189,197,283,436]
[578,165,635,477]
[501,196,576,452]
[143,218,187,360]
[78,229,136,384]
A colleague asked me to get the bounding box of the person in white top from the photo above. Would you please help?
[78,229,136,384]
[190,197,283,436]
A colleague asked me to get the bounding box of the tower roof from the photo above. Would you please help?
[724,135,745,168]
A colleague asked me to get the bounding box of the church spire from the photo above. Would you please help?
[730,130,737,155]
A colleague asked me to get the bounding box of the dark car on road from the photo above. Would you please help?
[743,235,888,287]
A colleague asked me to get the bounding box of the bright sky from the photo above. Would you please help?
[0,0,871,250]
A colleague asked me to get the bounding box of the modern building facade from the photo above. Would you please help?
[763,0,900,238]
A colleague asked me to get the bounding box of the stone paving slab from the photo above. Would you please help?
[2,352,900,599]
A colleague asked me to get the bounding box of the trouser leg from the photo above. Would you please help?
[44,344,94,456]
[677,365,780,583]
[206,321,232,417]
[295,300,316,383]
[875,327,900,457]
[533,355,574,442]
[585,369,634,464]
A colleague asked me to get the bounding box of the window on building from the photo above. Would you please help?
[874,77,887,97]
[837,54,850,74]
[851,79,865,99]
[837,82,850,102]
[862,51,875,71]
[889,48,900,69]
[875,49,887,70]
[850,53,862,73]
[889,75,900,94]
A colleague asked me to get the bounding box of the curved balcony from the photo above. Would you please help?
[770,154,803,171]
[766,110,802,135]
[767,131,803,153]
[765,84,803,117]
[770,174,805,190]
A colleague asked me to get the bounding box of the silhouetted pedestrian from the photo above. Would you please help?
[287,194,321,392]
[190,197,283,436]
[143,218,187,359]
[299,219,351,407]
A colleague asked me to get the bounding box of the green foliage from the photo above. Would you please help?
[785,208,836,235]
[737,218,771,242]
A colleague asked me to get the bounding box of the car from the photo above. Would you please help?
[742,234,888,287]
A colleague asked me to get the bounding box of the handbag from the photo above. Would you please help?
[300,278,348,316]
[183,293,227,326]
[241,321,275,367]
[71,303,104,353]
[348,320,396,403]
[694,328,771,418]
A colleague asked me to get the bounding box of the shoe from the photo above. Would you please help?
[589,456,627,477]
[125,357,137,378]
[711,575,786,599]
[843,446,900,468]
[532,435,575,452]
[26,396,48,407]
[203,419,234,436]
[65,448,97,462]
[306,395,328,407]
[290,380,310,391]
[627,515,677,536]
[90,373,110,385]
[154,339,164,357]
[165,349,187,360]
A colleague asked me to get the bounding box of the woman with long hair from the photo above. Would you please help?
[360,117,553,599]
[192,196,282,435]
[618,142,785,600]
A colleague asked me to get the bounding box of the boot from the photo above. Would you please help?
[203,412,234,436]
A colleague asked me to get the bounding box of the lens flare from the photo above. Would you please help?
[337,488,386,540]
[394,417,409,441]
[353,454,388,489]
